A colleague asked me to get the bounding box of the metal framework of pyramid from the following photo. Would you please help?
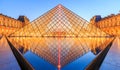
[8,4,112,69]
[10,4,108,37]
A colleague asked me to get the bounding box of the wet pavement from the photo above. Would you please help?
[100,37,120,70]
[0,37,21,70]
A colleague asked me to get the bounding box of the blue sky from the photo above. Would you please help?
[0,0,120,21]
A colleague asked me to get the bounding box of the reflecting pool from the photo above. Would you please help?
[9,37,113,70]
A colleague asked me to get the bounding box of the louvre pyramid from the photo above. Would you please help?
[8,4,112,69]
[10,4,109,37]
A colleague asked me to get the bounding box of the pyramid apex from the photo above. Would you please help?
[57,4,63,8]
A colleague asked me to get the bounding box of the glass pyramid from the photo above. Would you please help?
[8,4,113,69]
[10,4,108,37]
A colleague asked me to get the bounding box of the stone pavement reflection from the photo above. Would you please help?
[0,36,21,70]
[100,37,120,70]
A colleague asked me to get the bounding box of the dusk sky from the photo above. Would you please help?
[0,0,120,21]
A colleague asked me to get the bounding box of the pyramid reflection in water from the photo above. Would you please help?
[9,4,112,68]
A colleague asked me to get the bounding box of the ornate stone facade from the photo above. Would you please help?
[90,13,120,36]
[0,14,29,36]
